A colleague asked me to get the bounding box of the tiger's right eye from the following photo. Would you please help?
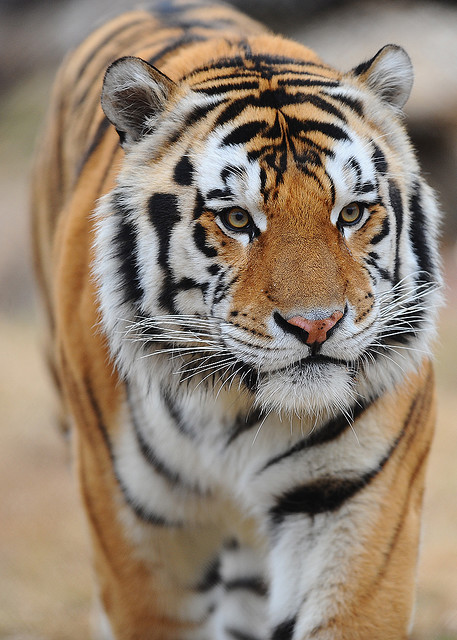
[338,202,364,226]
[220,207,252,232]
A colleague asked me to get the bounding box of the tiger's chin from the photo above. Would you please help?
[253,359,357,418]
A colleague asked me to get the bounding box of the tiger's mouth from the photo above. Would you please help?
[265,353,353,376]
[295,354,350,369]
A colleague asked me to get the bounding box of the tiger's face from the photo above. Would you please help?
[96,44,441,419]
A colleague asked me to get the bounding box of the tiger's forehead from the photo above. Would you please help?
[191,83,379,214]
[184,40,341,89]
[176,48,380,207]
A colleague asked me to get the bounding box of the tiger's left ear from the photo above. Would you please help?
[350,45,413,109]
[101,56,177,147]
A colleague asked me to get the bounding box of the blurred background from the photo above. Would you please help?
[0,0,456,638]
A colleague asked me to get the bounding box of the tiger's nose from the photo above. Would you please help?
[287,311,344,345]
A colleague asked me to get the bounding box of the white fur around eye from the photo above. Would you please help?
[195,128,267,232]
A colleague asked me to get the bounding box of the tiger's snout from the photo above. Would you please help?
[273,309,345,346]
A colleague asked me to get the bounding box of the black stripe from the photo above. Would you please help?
[225,576,268,597]
[270,473,369,525]
[212,270,234,307]
[294,145,324,169]
[112,197,144,305]
[408,180,435,281]
[148,192,181,312]
[193,71,261,86]
[388,179,404,284]
[295,93,347,121]
[77,117,110,178]
[131,406,203,494]
[195,557,221,592]
[193,189,205,219]
[206,187,233,200]
[348,156,362,189]
[183,55,246,78]
[249,53,323,66]
[259,398,373,474]
[167,98,229,147]
[287,117,349,142]
[322,91,364,117]
[372,143,388,175]
[233,361,259,393]
[226,407,263,446]
[174,154,194,186]
[262,148,288,177]
[193,222,218,258]
[222,121,268,146]
[161,386,196,438]
[276,78,339,88]
[358,180,376,194]
[366,252,392,282]
[269,414,407,526]
[226,629,261,640]
[169,17,246,31]
[271,617,296,640]
[214,96,257,128]
[197,80,260,95]
[352,52,377,76]
[263,112,283,141]
[176,276,209,296]
[147,33,206,67]
[325,169,336,206]
[298,165,326,192]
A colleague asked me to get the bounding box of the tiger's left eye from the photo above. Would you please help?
[221,207,251,231]
[339,202,364,226]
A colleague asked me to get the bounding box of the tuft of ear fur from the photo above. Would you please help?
[350,45,413,109]
[101,56,177,147]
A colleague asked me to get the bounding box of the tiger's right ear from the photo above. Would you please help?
[101,56,177,148]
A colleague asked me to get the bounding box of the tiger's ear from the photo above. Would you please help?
[350,45,413,109]
[101,56,177,147]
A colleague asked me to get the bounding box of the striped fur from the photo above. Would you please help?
[31,1,442,638]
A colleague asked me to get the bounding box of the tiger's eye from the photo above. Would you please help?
[339,202,363,225]
[225,207,250,230]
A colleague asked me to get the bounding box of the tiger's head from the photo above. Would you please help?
[95,38,442,420]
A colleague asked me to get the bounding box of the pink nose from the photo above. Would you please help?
[287,311,344,345]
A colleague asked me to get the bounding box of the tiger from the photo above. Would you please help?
[31,0,443,638]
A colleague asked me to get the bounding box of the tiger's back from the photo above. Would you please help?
[32,2,442,639]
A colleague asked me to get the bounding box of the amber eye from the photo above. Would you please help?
[339,202,364,226]
[221,207,251,231]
